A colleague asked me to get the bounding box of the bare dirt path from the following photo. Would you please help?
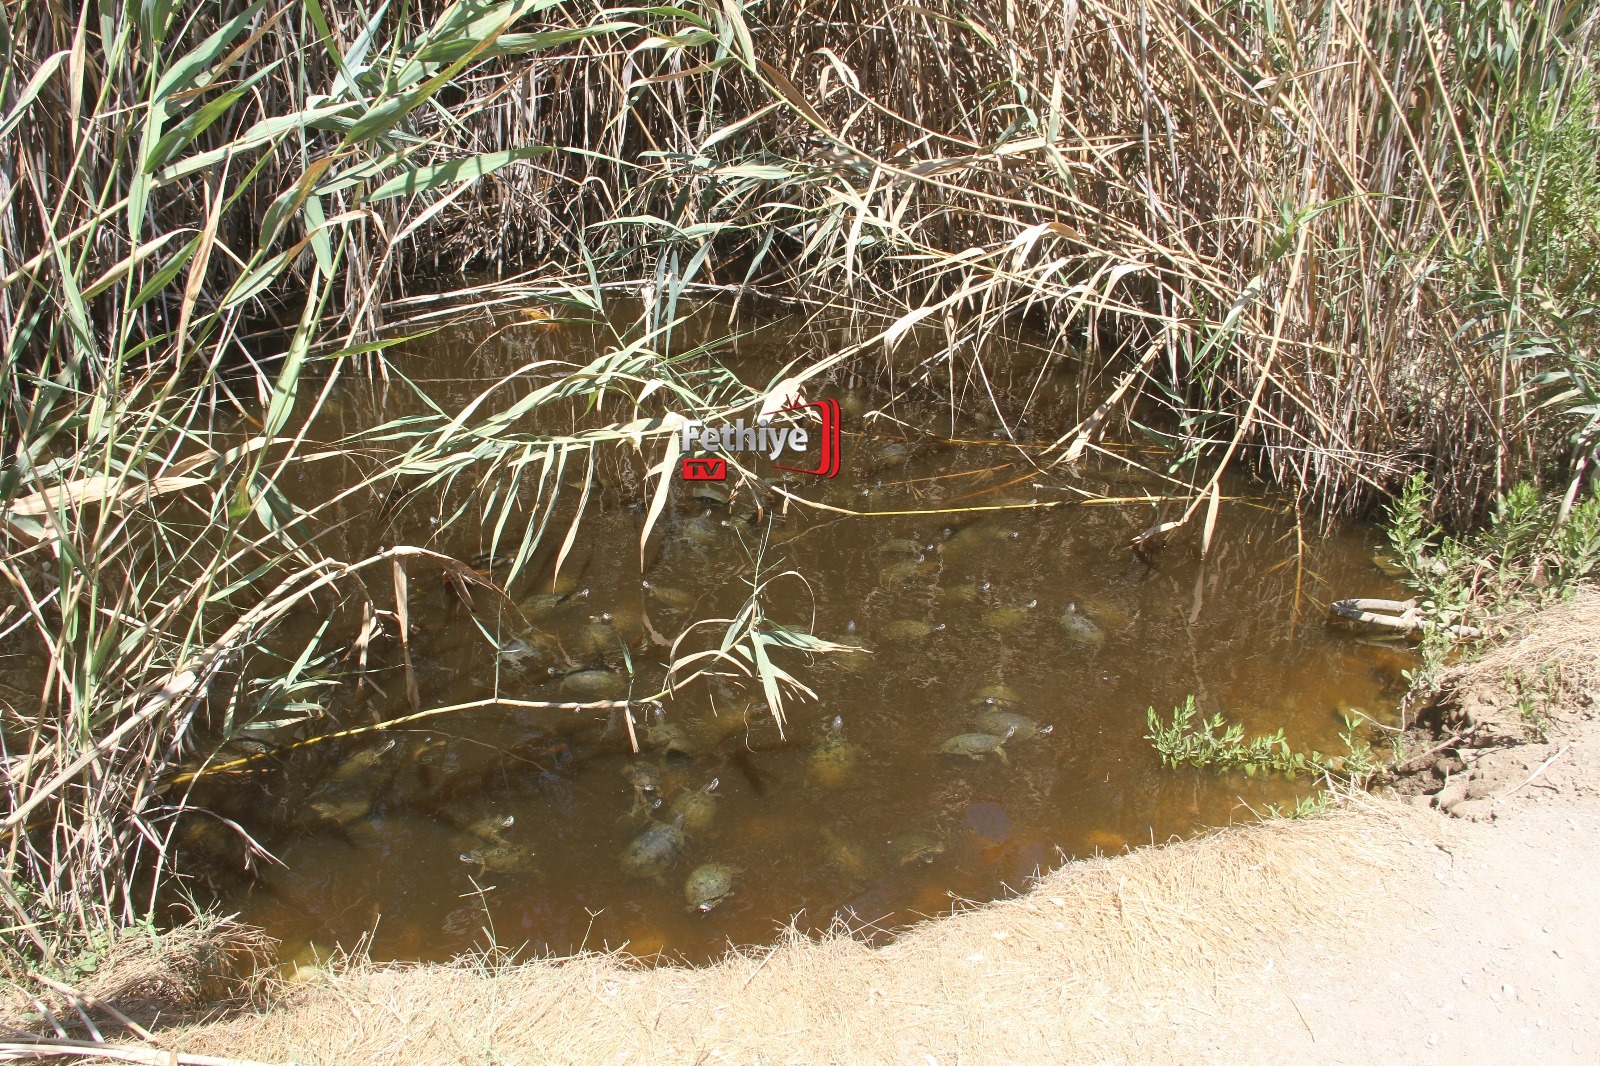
[1174,791,1600,1064]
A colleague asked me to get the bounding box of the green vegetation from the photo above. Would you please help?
[1146,698,1377,785]
[1,0,1598,974]
[1146,697,1318,777]
[1383,473,1600,685]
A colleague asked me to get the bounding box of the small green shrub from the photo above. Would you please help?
[1264,793,1333,819]
[1144,697,1319,778]
[1145,700,1382,787]
[1385,476,1600,691]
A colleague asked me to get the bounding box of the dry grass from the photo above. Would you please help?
[1440,586,1600,738]
[1,916,270,1045]
[119,798,1444,1065]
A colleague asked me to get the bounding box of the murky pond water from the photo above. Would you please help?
[175,303,1413,964]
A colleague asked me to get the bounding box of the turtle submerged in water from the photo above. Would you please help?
[683,862,740,913]
[620,815,687,879]
[643,581,697,611]
[936,727,1017,764]
[460,841,536,875]
[644,720,698,760]
[621,760,663,818]
[819,827,874,882]
[305,739,398,827]
[881,619,945,642]
[1058,603,1105,645]
[807,716,862,789]
[971,707,1052,740]
[968,682,1021,708]
[982,600,1039,631]
[560,667,628,699]
[667,777,720,835]
[454,813,534,875]
[889,830,947,867]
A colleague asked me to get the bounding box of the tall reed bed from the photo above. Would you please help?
[0,0,1596,973]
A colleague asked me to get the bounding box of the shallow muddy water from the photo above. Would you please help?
[174,304,1413,965]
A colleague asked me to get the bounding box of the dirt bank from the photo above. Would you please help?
[12,596,1600,1065]
[161,800,1446,1064]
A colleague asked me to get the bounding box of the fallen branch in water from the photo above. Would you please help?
[1328,598,1484,639]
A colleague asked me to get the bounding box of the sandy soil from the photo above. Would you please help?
[1171,787,1600,1064]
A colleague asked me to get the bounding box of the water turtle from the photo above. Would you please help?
[644,581,697,611]
[936,727,1016,764]
[306,779,380,827]
[938,580,991,606]
[1076,596,1133,632]
[667,778,720,835]
[459,841,535,875]
[806,716,862,789]
[881,619,944,642]
[968,682,1021,708]
[494,635,543,669]
[690,481,731,506]
[982,601,1037,631]
[864,440,913,472]
[819,827,873,881]
[826,638,873,673]
[644,721,698,760]
[560,667,628,699]
[683,862,740,913]
[325,738,397,782]
[880,558,936,586]
[462,812,516,846]
[1058,604,1105,646]
[566,614,623,660]
[219,735,273,758]
[621,760,662,816]
[972,707,1052,740]
[306,739,397,826]
[766,526,807,548]
[518,588,586,622]
[178,817,248,869]
[681,514,725,546]
[1371,552,1411,578]
[889,830,946,867]
[544,573,581,597]
[620,815,687,878]
[942,525,1020,559]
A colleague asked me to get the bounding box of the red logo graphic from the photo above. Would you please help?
[680,456,728,481]
[773,398,842,479]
